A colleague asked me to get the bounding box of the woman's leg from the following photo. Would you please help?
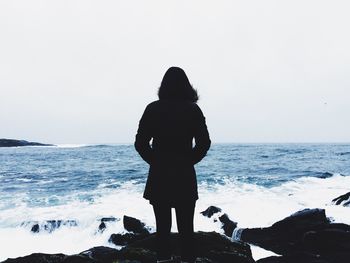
[153,203,172,261]
[175,201,196,263]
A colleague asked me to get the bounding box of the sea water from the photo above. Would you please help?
[0,143,350,261]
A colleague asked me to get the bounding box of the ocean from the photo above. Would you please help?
[0,143,350,261]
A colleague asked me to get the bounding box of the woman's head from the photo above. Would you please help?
[158,67,198,103]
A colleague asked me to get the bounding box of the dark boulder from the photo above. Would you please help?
[200,206,237,237]
[332,192,350,206]
[31,224,40,233]
[97,222,106,232]
[0,139,54,147]
[256,253,329,263]
[239,209,332,255]
[218,213,237,237]
[123,215,149,234]
[257,250,350,263]
[100,217,118,223]
[78,246,120,262]
[210,208,350,263]
[200,206,222,218]
[269,208,330,231]
[97,217,118,233]
[124,231,255,263]
[108,232,150,246]
[62,254,96,263]
[1,253,66,263]
[1,246,134,263]
[303,229,348,251]
[116,247,156,263]
[1,232,255,263]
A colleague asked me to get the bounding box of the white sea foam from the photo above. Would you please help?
[55,144,88,148]
[1,174,350,261]
[232,228,243,241]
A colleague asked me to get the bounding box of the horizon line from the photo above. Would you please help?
[54,141,350,145]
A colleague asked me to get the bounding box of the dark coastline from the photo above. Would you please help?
[0,139,54,147]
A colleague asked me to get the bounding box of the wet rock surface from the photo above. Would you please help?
[1,253,67,263]
[98,217,119,233]
[126,231,255,263]
[123,215,150,235]
[332,192,350,206]
[1,232,255,263]
[215,207,350,263]
[218,214,237,238]
[200,206,222,218]
[108,232,149,246]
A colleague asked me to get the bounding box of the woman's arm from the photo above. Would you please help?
[134,105,154,164]
[192,105,211,164]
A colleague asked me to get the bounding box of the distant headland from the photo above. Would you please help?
[0,139,54,147]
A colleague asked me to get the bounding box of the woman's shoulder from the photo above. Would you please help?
[144,100,160,110]
[187,102,203,114]
[145,100,202,114]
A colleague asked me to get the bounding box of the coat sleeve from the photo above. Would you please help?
[192,105,211,164]
[134,105,154,164]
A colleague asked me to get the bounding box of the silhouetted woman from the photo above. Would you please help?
[135,67,211,263]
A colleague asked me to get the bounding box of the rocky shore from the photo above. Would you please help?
[332,192,350,206]
[0,139,54,147]
[1,214,254,263]
[2,202,350,263]
[203,205,350,263]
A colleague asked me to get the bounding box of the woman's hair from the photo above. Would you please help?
[158,67,199,103]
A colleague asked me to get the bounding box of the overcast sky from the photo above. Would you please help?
[1,0,349,144]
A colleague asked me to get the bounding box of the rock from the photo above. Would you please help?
[0,139,54,147]
[200,206,237,237]
[200,206,222,218]
[302,228,350,259]
[256,253,329,263]
[269,208,329,233]
[2,246,131,263]
[78,246,120,262]
[327,223,350,232]
[332,192,350,206]
[97,222,106,232]
[117,247,156,263]
[1,232,255,263]
[215,208,350,263]
[31,224,40,233]
[257,250,350,263]
[124,231,255,263]
[123,215,149,234]
[108,232,149,246]
[62,254,96,263]
[201,206,350,262]
[97,217,119,232]
[100,217,118,222]
[238,209,331,255]
[21,220,78,233]
[1,253,66,263]
[218,213,237,237]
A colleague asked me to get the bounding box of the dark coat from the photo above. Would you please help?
[135,100,211,204]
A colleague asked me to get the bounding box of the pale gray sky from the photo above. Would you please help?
[1,0,349,144]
